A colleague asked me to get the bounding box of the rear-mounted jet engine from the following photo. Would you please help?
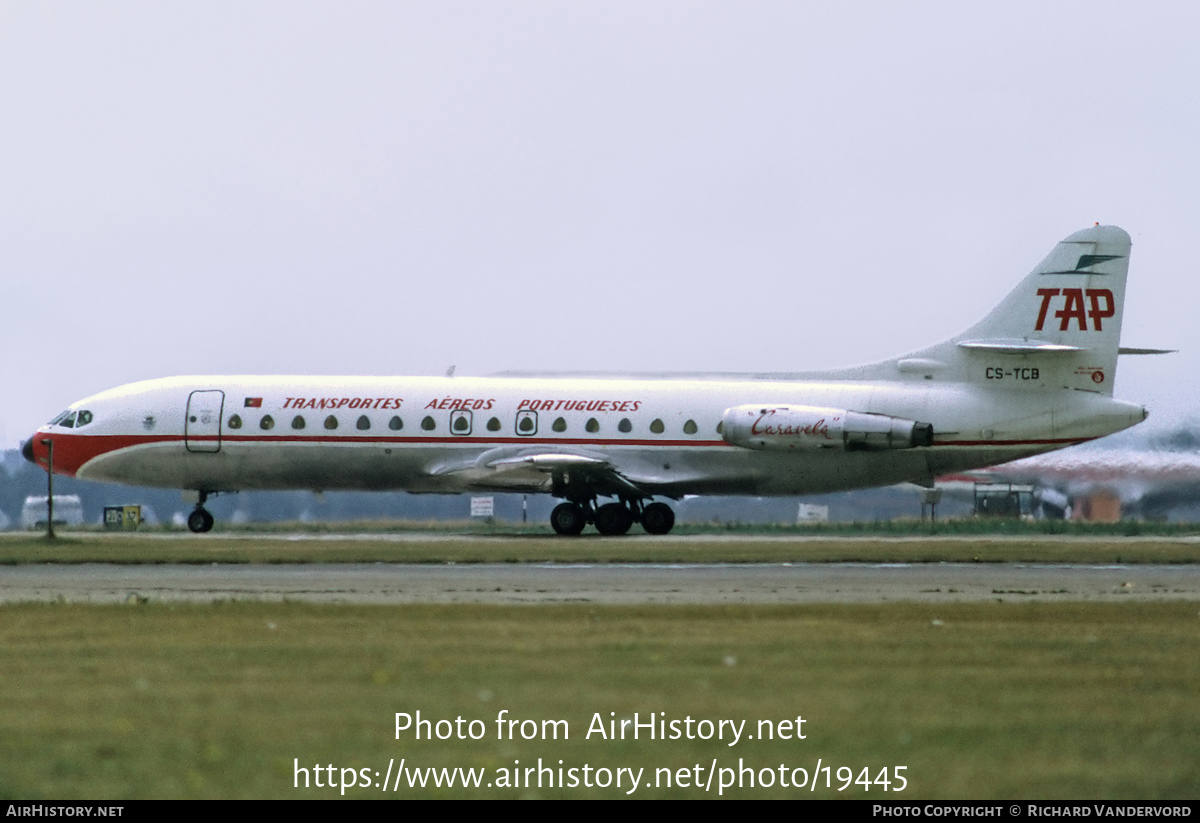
[720,405,934,451]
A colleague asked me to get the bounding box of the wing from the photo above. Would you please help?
[427,445,649,497]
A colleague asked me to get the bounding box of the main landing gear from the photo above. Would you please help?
[187,491,215,534]
[550,498,676,536]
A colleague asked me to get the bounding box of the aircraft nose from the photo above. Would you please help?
[21,438,34,464]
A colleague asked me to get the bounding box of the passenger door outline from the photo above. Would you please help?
[185,390,225,453]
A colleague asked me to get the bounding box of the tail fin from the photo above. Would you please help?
[905,225,1131,395]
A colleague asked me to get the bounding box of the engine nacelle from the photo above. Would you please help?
[720,404,934,451]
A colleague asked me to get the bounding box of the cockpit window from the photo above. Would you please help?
[49,409,93,429]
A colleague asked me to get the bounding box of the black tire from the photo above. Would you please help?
[550,502,586,536]
[641,502,675,535]
[594,502,633,536]
[187,508,214,534]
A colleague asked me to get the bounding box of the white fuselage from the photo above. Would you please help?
[29,373,1146,498]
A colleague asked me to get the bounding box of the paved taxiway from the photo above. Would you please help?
[1,562,1199,604]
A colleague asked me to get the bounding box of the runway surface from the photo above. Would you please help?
[2,562,1199,604]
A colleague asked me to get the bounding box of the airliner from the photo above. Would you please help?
[937,439,1196,520]
[23,225,1154,535]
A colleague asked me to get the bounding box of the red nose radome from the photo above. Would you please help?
[23,432,88,478]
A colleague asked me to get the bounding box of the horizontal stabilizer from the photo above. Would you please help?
[1118,347,1176,355]
[957,338,1087,354]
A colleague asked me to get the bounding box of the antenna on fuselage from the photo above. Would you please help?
[445,365,456,378]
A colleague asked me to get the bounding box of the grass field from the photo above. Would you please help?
[34,517,1200,537]
[0,601,1196,799]
[1,532,1198,565]
[223,519,1200,537]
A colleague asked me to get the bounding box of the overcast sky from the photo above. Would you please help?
[1,2,1196,446]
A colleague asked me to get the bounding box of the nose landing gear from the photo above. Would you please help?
[186,491,215,534]
[187,508,214,533]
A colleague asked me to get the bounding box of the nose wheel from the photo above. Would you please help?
[187,507,214,533]
[186,491,215,533]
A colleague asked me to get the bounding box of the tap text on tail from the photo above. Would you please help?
[24,225,1155,535]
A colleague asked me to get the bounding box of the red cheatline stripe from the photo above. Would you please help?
[219,435,729,447]
[56,432,1090,455]
[936,437,1092,446]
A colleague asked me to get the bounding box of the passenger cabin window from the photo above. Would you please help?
[586,418,599,433]
[357,415,371,431]
[389,416,403,431]
[450,410,472,435]
[260,415,275,430]
[650,418,665,434]
[487,417,501,432]
[421,416,436,431]
[324,415,338,430]
[516,410,537,436]
[552,417,567,433]
[292,415,306,430]
[618,418,632,433]
[228,414,243,430]
[683,419,698,434]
